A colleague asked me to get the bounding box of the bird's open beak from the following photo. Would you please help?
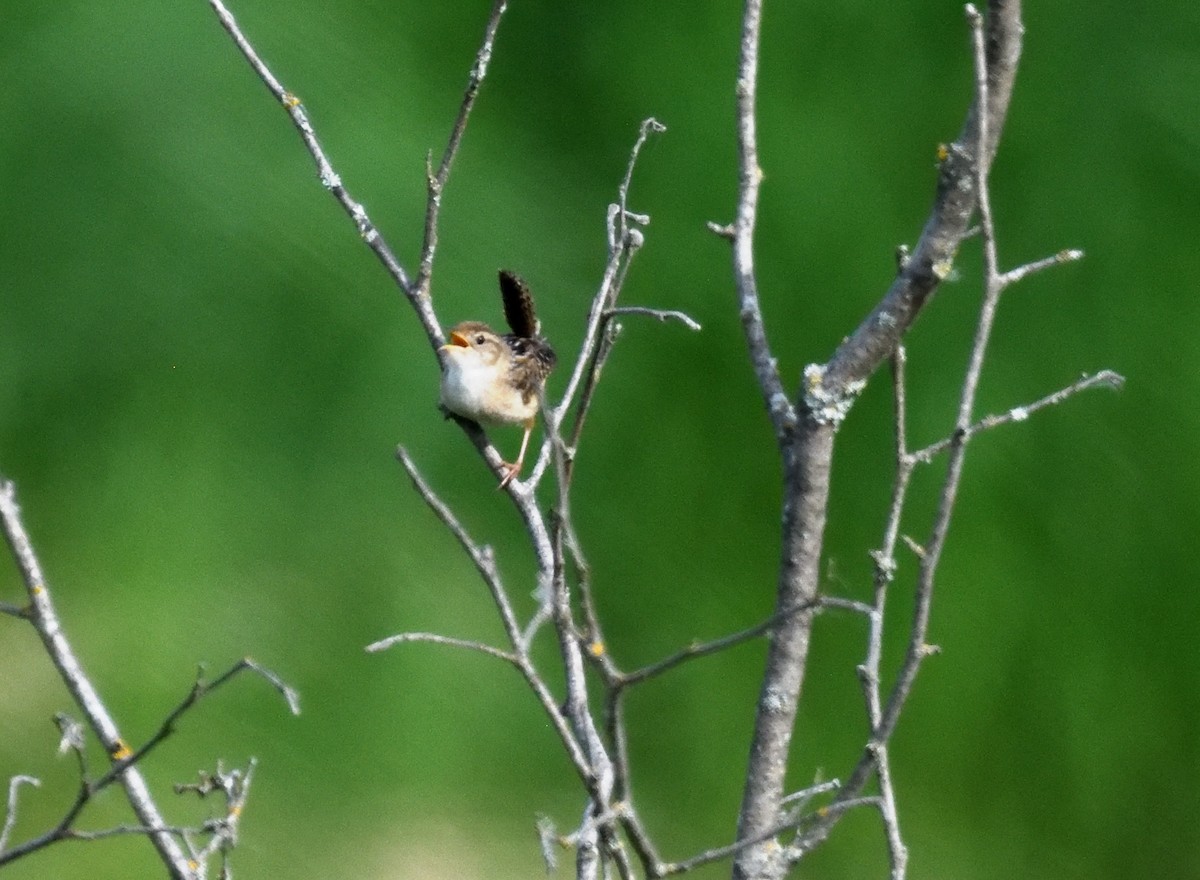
[441,330,471,351]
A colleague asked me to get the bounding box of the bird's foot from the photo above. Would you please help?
[497,460,523,489]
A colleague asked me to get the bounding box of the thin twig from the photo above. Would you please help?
[910,369,1124,463]
[820,0,1025,394]
[365,632,517,665]
[618,597,823,690]
[501,120,676,880]
[820,596,875,616]
[40,824,195,844]
[616,801,665,875]
[0,776,40,853]
[547,510,616,880]
[614,119,667,254]
[558,802,628,847]
[1,484,286,874]
[654,810,818,877]
[606,819,640,880]
[811,796,884,821]
[416,0,510,294]
[395,454,595,797]
[534,123,681,877]
[0,601,26,618]
[847,347,918,877]
[720,0,794,445]
[395,446,524,650]
[567,272,631,456]
[779,778,841,809]
[528,117,667,489]
[563,522,603,657]
[91,659,298,802]
[604,306,702,332]
[176,760,258,867]
[867,4,1004,750]
[204,1,438,339]
[587,597,838,877]
[519,600,554,652]
[393,454,596,798]
[1001,248,1084,286]
[872,745,908,879]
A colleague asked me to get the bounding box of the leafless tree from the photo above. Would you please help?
[212,0,1121,877]
[3,0,1121,878]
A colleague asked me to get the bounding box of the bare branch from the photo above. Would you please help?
[612,800,664,876]
[528,117,667,491]
[655,811,813,877]
[871,745,908,880]
[821,0,1025,394]
[395,446,524,649]
[618,597,822,690]
[0,480,195,878]
[854,347,916,747]
[1000,247,1085,286]
[0,776,40,853]
[607,826,640,880]
[911,369,1125,463]
[808,795,884,822]
[238,657,302,715]
[603,306,702,332]
[528,131,678,864]
[819,596,875,616]
[732,5,1027,878]
[175,760,258,868]
[416,0,510,294]
[950,4,1004,435]
[392,453,597,802]
[868,5,1029,753]
[890,345,911,464]
[706,220,735,241]
[783,8,1111,867]
[536,815,560,873]
[547,515,616,880]
[101,660,297,793]
[203,1,446,347]
[723,0,794,446]
[0,479,294,875]
[47,823,193,843]
[0,601,26,618]
[779,778,841,809]
[515,119,689,879]
[614,118,666,250]
[365,632,517,666]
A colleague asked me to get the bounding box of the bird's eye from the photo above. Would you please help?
[474,334,486,345]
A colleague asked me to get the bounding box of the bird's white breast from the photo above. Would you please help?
[440,351,536,425]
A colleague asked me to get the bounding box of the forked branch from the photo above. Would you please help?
[763,7,1122,878]
[720,2,1110,879]
[0,480,297,876]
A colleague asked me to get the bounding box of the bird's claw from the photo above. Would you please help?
[497,460,522,490]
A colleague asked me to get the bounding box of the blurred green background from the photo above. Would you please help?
[1,1,1196,878]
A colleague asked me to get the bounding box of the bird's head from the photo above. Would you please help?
[441,321,507,368]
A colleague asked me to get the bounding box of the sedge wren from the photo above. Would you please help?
[439,270,557,487]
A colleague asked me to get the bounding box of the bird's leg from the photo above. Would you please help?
[497,420,534,489]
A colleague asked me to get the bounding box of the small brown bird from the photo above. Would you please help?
[439,270,557,487]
